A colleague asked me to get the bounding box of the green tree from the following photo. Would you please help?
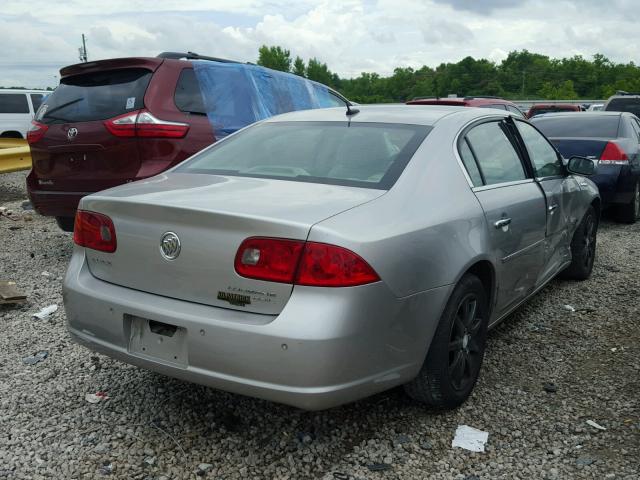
[257,45,292,72]
[292,56,306,77]
[306,58,334,87]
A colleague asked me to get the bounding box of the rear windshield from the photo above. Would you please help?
[177,121,430,189]
[532,116,620,138]
[38,68,151,124]
[606,98,640,117]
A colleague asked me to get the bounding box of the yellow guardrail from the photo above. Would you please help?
[0,138,32,173]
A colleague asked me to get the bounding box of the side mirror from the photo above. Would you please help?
[566,156,596,176]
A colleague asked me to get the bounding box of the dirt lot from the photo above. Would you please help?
[1,171,638,479]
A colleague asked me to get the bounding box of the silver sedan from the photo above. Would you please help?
[64,105,600,410]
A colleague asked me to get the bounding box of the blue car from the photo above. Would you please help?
[532,111,640,223]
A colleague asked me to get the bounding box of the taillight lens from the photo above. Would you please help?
[73,210,117,253]
[234,237,380,287]
[104,110,189,138]
[26,121,48,144]
[296,242,380,287]
[234,238,304,283]
[600,142,628,165]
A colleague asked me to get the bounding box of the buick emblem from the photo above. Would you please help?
[160,232,181,260]
[67,127,78,140]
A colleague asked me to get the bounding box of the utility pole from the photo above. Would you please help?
[78,34,88,63]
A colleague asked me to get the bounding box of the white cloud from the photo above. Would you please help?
[0,0,638,87]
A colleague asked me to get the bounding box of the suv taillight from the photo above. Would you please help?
[27,121,48,144]
[600,142,628,164]
[104,110,189,138]
[73,211,117,253]
[234,237,380,287]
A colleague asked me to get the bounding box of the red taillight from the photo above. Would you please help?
[73,210,117,253]
[234,237,380,287]
[26,121,48,144]
[296,242,380,287]
[103,110,189,138]
[234,238,304,283]
[600,142,628,165]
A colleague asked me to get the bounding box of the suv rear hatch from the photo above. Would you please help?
[29,58,162,192]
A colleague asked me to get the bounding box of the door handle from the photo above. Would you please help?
[548,204,558,212]
[494,218,512,229]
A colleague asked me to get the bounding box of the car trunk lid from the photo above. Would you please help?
[80,173,385,315]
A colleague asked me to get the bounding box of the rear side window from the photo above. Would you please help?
[30,94,45,112]
[459,139,483,186]
[174,69,206,115]
[0,93,29,113]
[38,68,152,124]
[464,121,527,186]
[532,116,620,138]
[178,121,429,190]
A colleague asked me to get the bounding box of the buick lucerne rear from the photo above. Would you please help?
[64,105,600,410]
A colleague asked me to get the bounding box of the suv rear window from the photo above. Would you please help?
[174,69,206,115]
[606,98,640,117]
[30,94,45,112]
[532,116,620,138]
[0,93,29,114]
[177,121,430,189]
[38,68,151,124]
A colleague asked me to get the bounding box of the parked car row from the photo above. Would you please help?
[17,53,622,410]
[0,89,48,138]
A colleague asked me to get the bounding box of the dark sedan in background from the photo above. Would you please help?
[532,112,640,222]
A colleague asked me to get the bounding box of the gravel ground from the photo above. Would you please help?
[1,170,639,480]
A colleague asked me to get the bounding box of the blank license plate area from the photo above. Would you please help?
[127,315,188,368]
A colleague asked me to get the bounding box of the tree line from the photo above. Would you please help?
[257,45,640,103]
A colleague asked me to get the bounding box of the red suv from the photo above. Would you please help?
[406,96,525,117]
[27,52,348,231]
[526,103,582,118]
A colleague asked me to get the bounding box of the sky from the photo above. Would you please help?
[0,0,638,88]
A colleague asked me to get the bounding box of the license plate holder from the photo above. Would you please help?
[127,315,188,368]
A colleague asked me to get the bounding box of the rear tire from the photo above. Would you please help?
[55,216,75,232]
[616,181,639,224]
[404,274,488,409]
[559,206,597,280]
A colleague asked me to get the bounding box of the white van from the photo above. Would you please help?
[0,89,49,138]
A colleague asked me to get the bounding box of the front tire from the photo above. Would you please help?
[616,181,639,224]
[404,274,488,409]
[559,206,597,280]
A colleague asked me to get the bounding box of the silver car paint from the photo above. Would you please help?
[63,105,600,409]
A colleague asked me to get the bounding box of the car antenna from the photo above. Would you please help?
[345,100,359,117]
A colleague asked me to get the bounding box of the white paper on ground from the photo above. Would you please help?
[32,304,58,320]
[452,425,489,452]
[586,420,606,430]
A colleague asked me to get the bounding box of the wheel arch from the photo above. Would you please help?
[455,258,497,318]
[0,130,23,138]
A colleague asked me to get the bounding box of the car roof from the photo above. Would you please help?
[263,104,509,126]
[530,111,623,119]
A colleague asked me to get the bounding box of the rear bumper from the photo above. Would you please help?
[27,188,88,218]
[63,248,451,410]
[592,165,638,206]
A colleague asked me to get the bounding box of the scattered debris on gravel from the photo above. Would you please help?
[1,171,639,479]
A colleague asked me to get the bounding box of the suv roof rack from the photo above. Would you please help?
[615,90,640,96]
[463,96,504,100]
[157,51,244,64]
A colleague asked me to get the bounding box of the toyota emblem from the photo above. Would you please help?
[67,127,78,140]
[160,232,181,260]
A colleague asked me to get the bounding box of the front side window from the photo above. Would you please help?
[507,105,524,117]
[516,121,563,177]
[464,121,527,186]
[178,121,429,189]
[0,93,29,114]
